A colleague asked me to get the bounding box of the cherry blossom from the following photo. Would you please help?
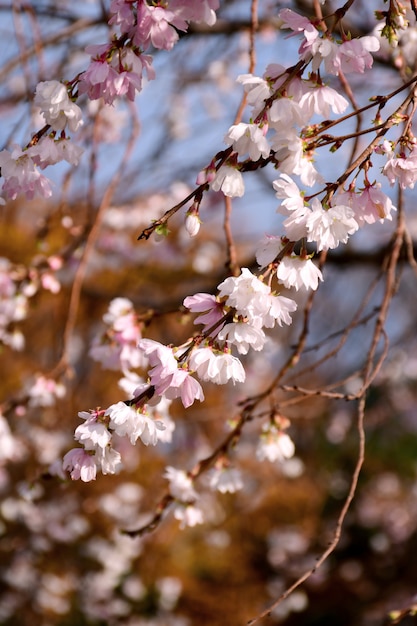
[256,424,295,463]
[211,164,245,197]
[185,209,201,237]
[337,183,395,225]
[105,401,165,446]
[164,466,198,501]
[29,137,83,169]
[74,415,112,451]
[208,465,243,494]
[335,37,381,74]
[217,322,266,354]
[262,293,298,328]
[169,0,219,26]
[255,235,286,268]
[273,174,306,212]
[89,297,144,372]
[138,339,205,407]
[217,267,271,319]
[0,258,28,350]
[172,502,204,529]
[134,4,185,51]
[62,448,97,482]
[236,73,272,116]
[0,145,52,200]
[183,293,225,334]
[306,198,359,251]
[279,8,320,61]
[28,376,66,407]
[298,82,349,118]
[34,80,83,133]
[0,413,24,463]
[189,346,246,384]
[268,97,308,128]
[382,141,417,189]
[276,256,323,291]
[224,122,270,161]
[96,446,122,476]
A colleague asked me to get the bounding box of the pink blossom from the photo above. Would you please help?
[336,37,380,74]
[383,142,417,189]
[183,292,225,333]
[0,146,52,200]
[196,162,216,185]
[337,183,395,225]
[79,47,153,105]
[160,368,205,408]
[134,5,184,50]
[28,376,66,407]
[40,272,61,294]
[138,338,178,380]
[90,297,144,372]
[169,0,219,26]
[62,448,97,482]
[29,137,83,169]
[138,338,204,407]
[109,0,135,33]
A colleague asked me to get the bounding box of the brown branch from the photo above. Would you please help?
[246,392,366,625]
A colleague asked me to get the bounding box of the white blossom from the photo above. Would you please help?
[256,426,295,463]
[224,122,270,161]
[172,503,204,529]
[105,401,165,446]
[306,198,359,250]
[189,347,246,384]
[217,322,266,354]
[164,466,197,501]
[208,466,243,493]
[211,165,244,197]
[277,256,323,291]
[34,80,83,132]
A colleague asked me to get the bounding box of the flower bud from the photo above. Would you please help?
[185,210,201,237]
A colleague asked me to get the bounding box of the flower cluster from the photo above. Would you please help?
[63,393,173,481]
[89,297,145,373]
[0,80,84,201]
[17,3,402,536]
[79,0,219,105]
